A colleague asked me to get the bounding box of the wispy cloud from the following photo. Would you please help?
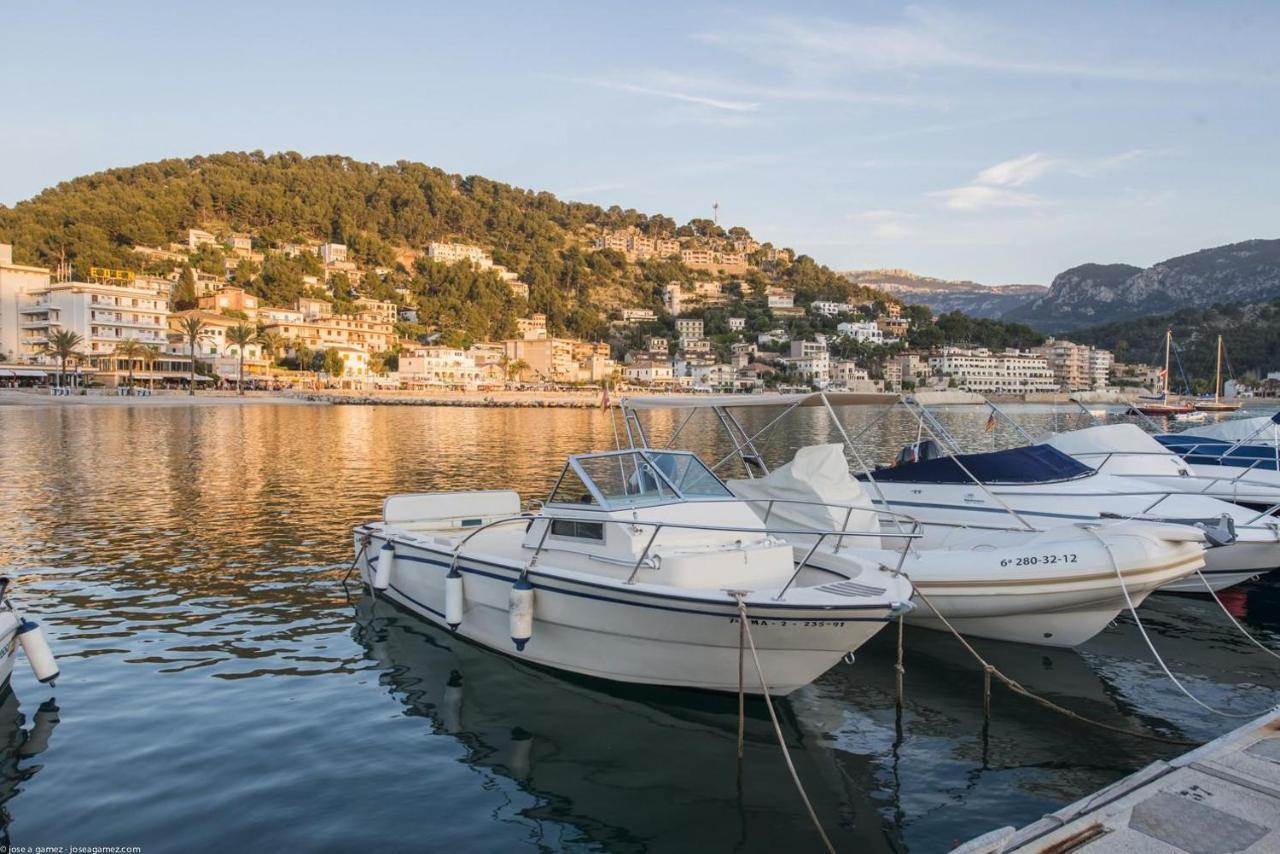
[696,9,1245,84]
[975,152,1055,187]
[930,147,1165,211]
[571,70,942,114]
[574,78,759,112]
[932,152,1057,211]
[851,209,918,239]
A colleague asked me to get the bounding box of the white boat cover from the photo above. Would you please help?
[1040,423,1172,456]
[727,444,880,546]
[1179,416,1280,444]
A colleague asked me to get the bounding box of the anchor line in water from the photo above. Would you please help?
[733,594,837,854]
[898,571,1199,746]
[1194,569,1280,663]
[342,534,372,590]
[1081,526,1278,721]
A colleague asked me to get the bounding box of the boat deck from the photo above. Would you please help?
[953,709,1280,853]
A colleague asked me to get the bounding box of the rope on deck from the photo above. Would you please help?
[900,572,1199,746]
[1082,526,1278,720]
[734,594,837,854]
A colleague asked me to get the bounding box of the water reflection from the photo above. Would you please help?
[0,402,1274,850]
[353,595,898,853]
[0,689,59,845]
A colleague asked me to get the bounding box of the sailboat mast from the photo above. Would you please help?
[1215,334,1223,403]
[1164,329,1172,399]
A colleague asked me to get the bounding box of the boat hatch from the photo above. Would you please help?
[548,449,733,510]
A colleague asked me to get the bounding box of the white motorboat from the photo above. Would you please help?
[0,578,59,689]
[724,444,1207,646]
[1043,421,1280,511]
[353,448,914,696]
[618,393,1266,595]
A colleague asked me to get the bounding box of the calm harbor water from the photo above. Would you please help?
[0,401,1277,852]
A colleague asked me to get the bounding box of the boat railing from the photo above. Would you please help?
[439,511,921,602]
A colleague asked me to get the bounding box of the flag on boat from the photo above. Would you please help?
[600,383,611,409]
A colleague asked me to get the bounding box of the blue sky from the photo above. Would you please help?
[2,1,1276,283]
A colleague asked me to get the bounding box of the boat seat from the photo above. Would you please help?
[384,490,521,528]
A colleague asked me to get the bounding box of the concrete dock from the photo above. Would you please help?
[953,709,1280,853]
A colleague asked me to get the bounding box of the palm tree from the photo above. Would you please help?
[506,358,530,384]
[44,329,83,390]
[112,338,147,393]
[139,345,159,391]
[225,323,256,395]
[257,330,282,381]
[176,315,208,396]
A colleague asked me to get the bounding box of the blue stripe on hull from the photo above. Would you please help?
[368,536,893,623]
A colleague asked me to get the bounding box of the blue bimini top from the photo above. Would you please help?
[864,443,1095,485]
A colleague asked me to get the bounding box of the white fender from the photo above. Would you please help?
[509,577,534,651]
[373,542,395,591]
[445,569,464,630]
[17,620,58,684]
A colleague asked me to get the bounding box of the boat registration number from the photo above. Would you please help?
[1000,553,1079,568]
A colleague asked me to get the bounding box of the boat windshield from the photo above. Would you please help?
[548,450,732,509]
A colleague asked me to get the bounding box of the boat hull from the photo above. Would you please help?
[355,529,903,696]
[867,474,1279,590]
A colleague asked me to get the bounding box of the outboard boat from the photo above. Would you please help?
[726,444,1206,647]
[353,448,914,696]
[1156,412,1280,474]
[618,393,1265,596]
[870,435,1272,593]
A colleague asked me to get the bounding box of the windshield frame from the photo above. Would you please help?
[546,449,733,510]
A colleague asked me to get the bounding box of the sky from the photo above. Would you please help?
[2,1,1277,284]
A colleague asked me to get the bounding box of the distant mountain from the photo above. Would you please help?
[841,269,1045,319]
[1005,239,1280,332]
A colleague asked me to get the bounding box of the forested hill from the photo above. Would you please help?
[0,151,891,341]
[1069,299,1280,385]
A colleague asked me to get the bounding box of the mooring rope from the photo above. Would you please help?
[733,594,837,854]
[900,572,1198,746]
[1081,526,1277,720]
[1194,569,1280,662]
[342,533,372,588]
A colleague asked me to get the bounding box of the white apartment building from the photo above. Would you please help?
[928,347,1058,394]
[728,317,746,331]
[319,243,348,264]
[675,318,704,341]
[780,351,830,387]
[166,310,265,379]
[1089,349,1114,390]
[0,244,52,363]
[837,321,884,344]
[1031,338,1115,391]
[789,340,828,360]
[624,361,675,385]
[810,300,852,318]
[830,360,870,389]
[682,338,712,355]
[426,242,493,269]
[225,234,253,253]
[398,345,492,387]
[766,289,795,309]
[646,336,669,354]
[621,308,657,323]
[21,276,171,363]
[186,229,217,250]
